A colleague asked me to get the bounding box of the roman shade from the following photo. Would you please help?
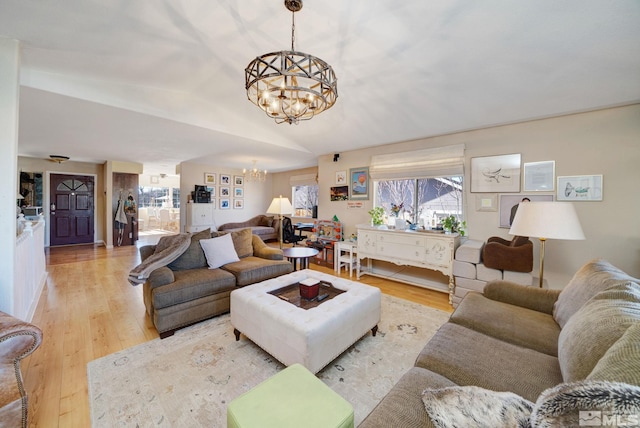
[290,173,317,186]
[369,144,465,180]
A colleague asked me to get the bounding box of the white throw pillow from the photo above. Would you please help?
[199,233,240,269]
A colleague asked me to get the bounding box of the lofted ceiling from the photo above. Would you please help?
[2,0,639,176]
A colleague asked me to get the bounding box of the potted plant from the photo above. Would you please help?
[368,207,385,226]
[442,215,467,236]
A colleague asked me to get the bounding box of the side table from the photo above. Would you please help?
[282,247,319,271]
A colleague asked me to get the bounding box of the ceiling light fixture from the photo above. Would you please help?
[245,0,338,125]
[243,160,267,183]
[49,155,70,163]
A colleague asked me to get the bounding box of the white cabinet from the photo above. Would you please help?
[185,203,216,233]
[357,225,461,303]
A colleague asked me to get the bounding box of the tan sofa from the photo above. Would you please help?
[140,228,292,338]
[360,259,640,427]
[0,312,43,428]
[217,214,280,242]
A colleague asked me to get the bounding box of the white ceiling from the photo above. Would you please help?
[3,0,639,176]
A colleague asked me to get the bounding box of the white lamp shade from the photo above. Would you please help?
[266,196,293,215]
[17,193,24,199]
[509,201,585,240]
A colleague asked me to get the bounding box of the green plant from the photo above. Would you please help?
[368,206,385,226]
[442,215,466,236]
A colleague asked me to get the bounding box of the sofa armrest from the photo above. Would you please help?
[252,235,284,260]
[0,312,43,362]
[483,280,561,314]
[146,267,175,288]
[139,245,156,262]
[487,236,511,245]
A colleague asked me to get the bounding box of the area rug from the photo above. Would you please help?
[88,294,450,427]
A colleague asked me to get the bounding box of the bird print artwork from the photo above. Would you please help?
[482,167,511,183]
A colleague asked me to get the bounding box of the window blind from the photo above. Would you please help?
[289,173,317,186]
[369,144,465,180]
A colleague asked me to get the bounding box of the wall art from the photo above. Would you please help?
[471,154,521,193]
[523,161,555,191]
[557,175,603,201]
[349,167,370,200]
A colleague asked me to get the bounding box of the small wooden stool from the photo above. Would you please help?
[227,364,354,428]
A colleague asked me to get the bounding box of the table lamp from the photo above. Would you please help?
[267,195,293,249]
[509,201,585,288]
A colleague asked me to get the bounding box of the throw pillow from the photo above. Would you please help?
[531,380,640,428]
[422,386,533,428]
[587,322,640,386]
[199,233,240,269]
[557,282,640,382]
[217,227,253,258]
[167,228,211,271]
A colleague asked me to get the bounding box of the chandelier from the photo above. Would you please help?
[245,0,338,125]
[243,160,268,182]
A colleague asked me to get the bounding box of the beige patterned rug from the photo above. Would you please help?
[88,294,450,427]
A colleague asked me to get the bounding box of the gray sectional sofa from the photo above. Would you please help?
[139,228,293,338]
[359,259,640,427]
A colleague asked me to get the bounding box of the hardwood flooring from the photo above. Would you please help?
[21,235,451,427]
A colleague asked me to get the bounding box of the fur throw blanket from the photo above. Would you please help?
[128,233,191,285]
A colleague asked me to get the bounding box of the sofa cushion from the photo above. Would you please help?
[530,381,640,428]
[151,268,236,309]
[422,386,532,428]
[557,282,640,382]
[587,322,640,386]
[358,367,457,428]
[450,292,560,356]
[415,322,562,402]
[215,227,254,258]
[167,228,210,271]
[200,234,241,269]
[221,256,293,287]
[553,259,638,328]
[258,215,274,227]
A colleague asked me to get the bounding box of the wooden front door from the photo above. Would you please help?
[50,174,95,246]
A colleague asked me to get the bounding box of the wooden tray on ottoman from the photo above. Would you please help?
[268,281,344,310]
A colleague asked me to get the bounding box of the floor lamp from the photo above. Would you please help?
[267,195,293,249]
[509,202,585,288]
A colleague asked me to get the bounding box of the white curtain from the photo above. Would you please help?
[369,144,465,180]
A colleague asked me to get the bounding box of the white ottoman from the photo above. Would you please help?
[230,269,381,374]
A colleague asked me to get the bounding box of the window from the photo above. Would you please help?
[139,186,180,209]
[292,185,318,218]
[374,176,463,227]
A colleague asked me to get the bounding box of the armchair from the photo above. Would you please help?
[0,311,43,428]
[482,236,533,273]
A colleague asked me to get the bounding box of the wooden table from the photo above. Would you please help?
[282,247,319,271]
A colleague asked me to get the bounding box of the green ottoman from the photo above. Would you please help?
[227,364,354,428]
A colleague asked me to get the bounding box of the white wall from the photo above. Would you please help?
[178,161,274,230]
[308,105,640,289]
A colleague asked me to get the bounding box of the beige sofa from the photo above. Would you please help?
[360,259,640,427]
[217,214,280,242]
[140,228,292,338]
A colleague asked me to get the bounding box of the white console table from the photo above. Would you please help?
[357,225,461,304]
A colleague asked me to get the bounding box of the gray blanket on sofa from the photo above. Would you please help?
[128,233,192,285]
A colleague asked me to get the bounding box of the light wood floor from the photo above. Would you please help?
[21,236,452,427]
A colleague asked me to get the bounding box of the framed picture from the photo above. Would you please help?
[150,175,160,184]
[207,186,215,197]
[557,175,603,201]
[349,167,370,200]
[471,154,521,193]
[234,175,244,186]
[220,198,230,210]
[234,187,244,198]
[330,186,349,201]
[499,194,554,228]
[475,194,498,212]
[220,174,231,185]
[233,199,244,209]
[220,187,230,197]
[204,173,216,185]
[523,161,555,191]
[211,198,216,207]
[335,170,347,185]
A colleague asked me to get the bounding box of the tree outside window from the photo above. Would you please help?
[374,176,463,226]
[292,185,318,217]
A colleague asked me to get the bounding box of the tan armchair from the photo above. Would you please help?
[0,311,43,428]
[482,236,533,273]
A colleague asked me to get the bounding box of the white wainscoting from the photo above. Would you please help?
[15,217,47,321]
